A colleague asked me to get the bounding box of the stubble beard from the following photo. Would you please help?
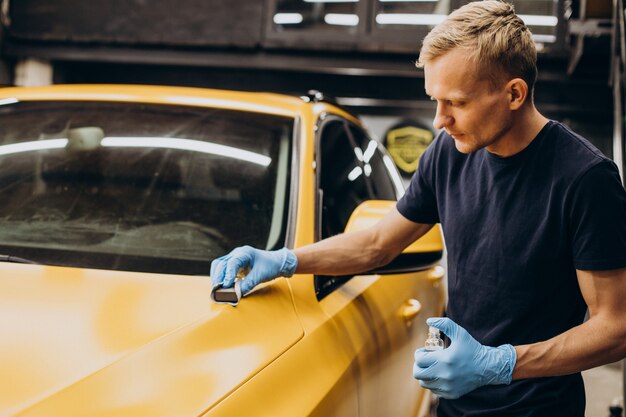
[452,122,513,155]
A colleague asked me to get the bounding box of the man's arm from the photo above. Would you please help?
[413,266,626,399]
[294,206,433,275]
[211,206,433,294]
[513,267,626,379]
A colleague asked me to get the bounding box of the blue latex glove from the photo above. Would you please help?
[210,246,298,295]
[413,317,517,400]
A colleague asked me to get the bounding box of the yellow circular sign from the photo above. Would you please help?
[385,126,434,174]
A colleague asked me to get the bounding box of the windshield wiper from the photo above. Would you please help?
[0,254,38,264]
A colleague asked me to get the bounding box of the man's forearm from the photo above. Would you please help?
[292,208,433,277]
[513,315,626,379]
[293,229,392,276]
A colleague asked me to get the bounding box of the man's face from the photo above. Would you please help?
[423,48,514,155]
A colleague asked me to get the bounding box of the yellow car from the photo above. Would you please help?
[0,85,445,417]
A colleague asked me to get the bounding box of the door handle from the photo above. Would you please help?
[401,299,422,326]
[427,265,445,281]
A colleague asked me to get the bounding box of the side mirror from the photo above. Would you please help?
[344,200,443,274]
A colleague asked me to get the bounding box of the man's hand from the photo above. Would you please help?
[210,246,298,295]
[413,317,517,399]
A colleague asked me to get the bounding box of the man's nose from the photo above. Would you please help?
[433,106,452,130]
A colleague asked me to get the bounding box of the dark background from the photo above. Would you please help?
[0,0,621,166]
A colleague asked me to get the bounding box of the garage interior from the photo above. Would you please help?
[0,0,624,415]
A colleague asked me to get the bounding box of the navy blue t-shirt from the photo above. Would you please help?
[397,121,626,416]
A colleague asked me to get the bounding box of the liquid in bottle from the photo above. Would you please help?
[424,326,444,351]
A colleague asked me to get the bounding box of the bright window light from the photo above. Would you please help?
[102,137,272,167]
[518,14,558,27]
[376,13,446,25]
[383,155,406,198]
[376,13,557,27]
[379,0,437,2]
[0,139,68,156]
[363,140,378,163]
[0,98,18,106]
[364,163,372,177]
[273,13,304,25]
[532,34,557,43]
[324,13,359,26]
[354,147,364,161]
[348,166,363,181]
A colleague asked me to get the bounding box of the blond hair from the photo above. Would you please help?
[418,1,537,92]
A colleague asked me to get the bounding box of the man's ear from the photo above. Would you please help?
[507,78,528,110]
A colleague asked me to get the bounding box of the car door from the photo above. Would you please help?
[347,123,445,417]
[315,118,445,417]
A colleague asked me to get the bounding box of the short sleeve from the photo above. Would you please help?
[396,139,440,224]
[568,160,626,270]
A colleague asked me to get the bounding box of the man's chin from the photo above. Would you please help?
[453,140,479,154]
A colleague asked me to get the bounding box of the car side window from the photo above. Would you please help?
[315,118,371,299]
[318,120,371,240]
[348,125,398,201]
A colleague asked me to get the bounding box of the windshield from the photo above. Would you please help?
[0,100,293,274]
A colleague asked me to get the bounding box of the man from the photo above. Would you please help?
[211,1,626,415]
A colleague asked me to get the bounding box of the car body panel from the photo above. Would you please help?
[201,297,361,417]
[0,85,444,417]
[0,264,302,417]
[0,85,306,118]
[317,268,445,417]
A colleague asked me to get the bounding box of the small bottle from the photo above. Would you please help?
[424,326,444,351]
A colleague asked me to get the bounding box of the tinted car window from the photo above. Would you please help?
[315,118,372,300]
[348,125,397,201]
[0,101,293,274]
[319,120,370,239]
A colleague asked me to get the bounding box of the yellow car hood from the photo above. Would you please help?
[0,263,303,417]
